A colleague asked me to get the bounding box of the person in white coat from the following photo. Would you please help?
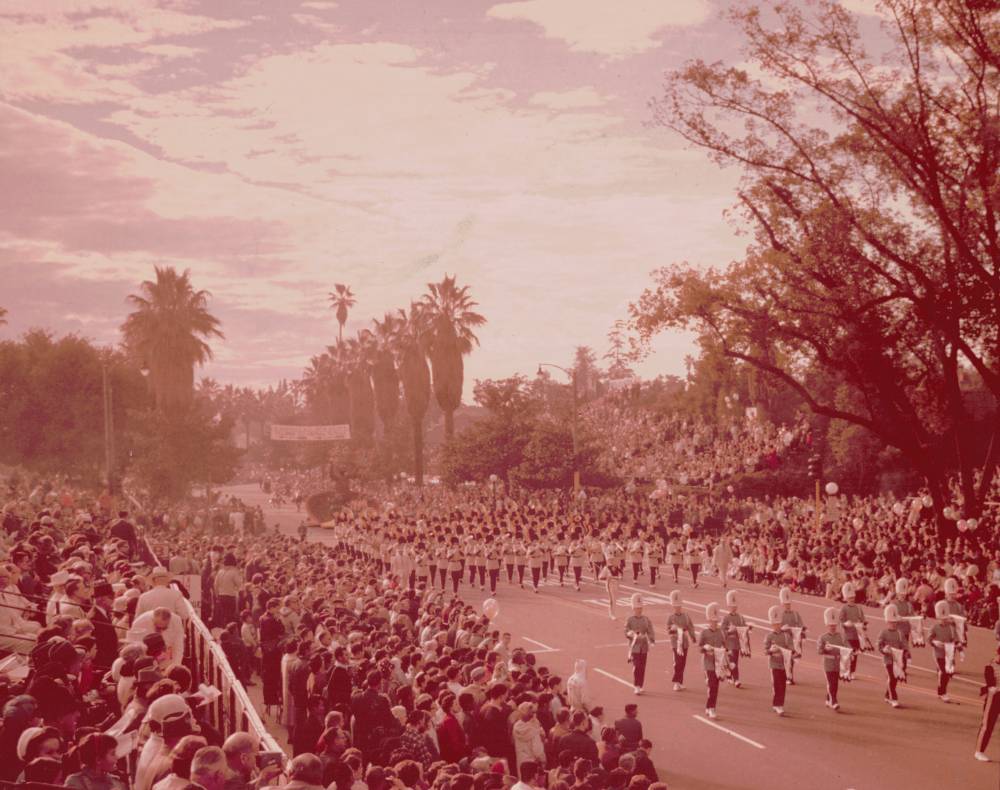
[512,702,546,779]
[566,658,592,711]
[713,540,734,588]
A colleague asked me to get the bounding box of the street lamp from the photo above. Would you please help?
[537,363,579,491]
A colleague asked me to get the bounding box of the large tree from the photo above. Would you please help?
[345,330,377,447]
[371,312,402,435]
[328,283,356,344]
[122,266,223,414]
[398,303,432,485]
[631,0,999,535]
[422,275,486,439]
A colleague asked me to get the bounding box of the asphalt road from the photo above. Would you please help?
[223,484,1000,790]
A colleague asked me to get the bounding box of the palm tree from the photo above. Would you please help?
[302,353,333,420]
[398,303,432,485]
[421,275,486,439]
[122,266,223,413]
[326,340,352,425]
[344,331,377,447]
[0,307,7,326]
[371,312,402,436]
[328,284,356,343]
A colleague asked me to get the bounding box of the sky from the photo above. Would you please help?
[0,0,886,397]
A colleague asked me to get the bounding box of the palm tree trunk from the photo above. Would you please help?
[339,323,343,343]
[444,409,455,440]
[412,414,424,486]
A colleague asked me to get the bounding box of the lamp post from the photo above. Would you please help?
[489,473,498,510]
[537,362,579,491]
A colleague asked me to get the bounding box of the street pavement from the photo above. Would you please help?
[223,484,1000,790]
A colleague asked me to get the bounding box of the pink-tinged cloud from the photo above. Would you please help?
[0,1,897,393]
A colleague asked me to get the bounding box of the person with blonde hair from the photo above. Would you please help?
[512,701,546,779]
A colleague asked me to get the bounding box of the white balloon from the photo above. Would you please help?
[957,522,967,533]
[482,598,500,620]
[825,482,839,496]
[892,503,905,516]
[922,495,933,508]
[853,517,863,529]
[967,518,978,530]
[943,507,956,520]
[911,498,923,510]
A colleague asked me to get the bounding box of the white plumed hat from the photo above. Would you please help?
[725,589,737,608]
[767,605,782,625]
[884,604,900,623]
[944,577,957,595]
[630,593,643,608]
[895,578,908,596]
[841,582,855,600]
[778,586,791,605]
[669,590,681,606]
[706,602,720,621]
[823,607,838,627]
[934,599,949,619]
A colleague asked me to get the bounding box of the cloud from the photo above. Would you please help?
[487,0,713,57]
[530,87,607,109]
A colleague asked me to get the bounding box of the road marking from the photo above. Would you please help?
[692,714,766,749]
[522,637,560,653]
[594,667,636,689]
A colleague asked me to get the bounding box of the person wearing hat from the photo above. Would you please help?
[569,537,587,592]
[0,563,40,654]
[817,607,849,710]
[666,537,682,585]
[624,594,655,695]
[778,587,805,685]
[878,604,909,709]
[666,590,695,692]
[698,603,726,719]
[136,567,187,623]
[930,599,959,703]
[90,579,119,671]
[838,583,868,680]
[722,590,749,688]
[974,647,1000,762]
[764,605,795,715]
[893,578,917,645]
[127,607,185,668]
[942,577,969,648]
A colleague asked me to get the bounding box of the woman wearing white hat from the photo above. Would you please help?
[877,604,909,708]
[698,603,726,718]
[722,590,749,688]
[624,593,655,695]
[838,583,868,680]
[930,599,959,703]
[666,590,696,691]
[778,587,806,684]
[817,608,849,710]
[764,605,795,715]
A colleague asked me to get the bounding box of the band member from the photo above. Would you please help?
[467,537,484,589]
[516,538,528,588]
[436,540,449,591]
[779,587,806,685]
[930,599,959,703]
[839,583,868,679]
[628,535,645,582]
[974,648,1000,762]
[878,604,909,709]
[485,542,501,595]
[599,561,621,620]
[648,538,663,587]
[686,537,702,588]
[817,607,849,710]
[667,537,682,584]
[699,602,726,719]
[502,540,516,584]
[625,594,655,695]
[722,589,749,688]
[943,577,969,648]
[765,605,795,716]
[570,538,587,591]
[894,578,916,645]
[445,539,462,594]
[589,537,606,579]
[667,590,696,691]
[540,532,552,582]
[527,537,543,593]
[554,541,569,587]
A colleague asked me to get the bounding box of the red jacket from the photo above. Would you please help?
[436,713,467,763]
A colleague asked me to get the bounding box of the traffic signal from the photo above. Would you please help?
[807,454,822,480]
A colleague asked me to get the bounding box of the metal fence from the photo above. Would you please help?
[141,537,285,755]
